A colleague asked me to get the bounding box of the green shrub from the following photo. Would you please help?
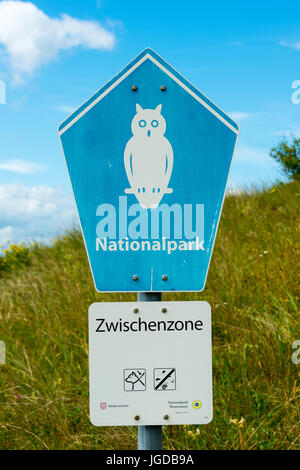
[0,243,31,272]
[270,137,300,180]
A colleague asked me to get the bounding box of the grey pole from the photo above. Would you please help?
[137,292,162,451]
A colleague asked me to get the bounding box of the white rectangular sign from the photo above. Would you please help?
[89,301,212,426]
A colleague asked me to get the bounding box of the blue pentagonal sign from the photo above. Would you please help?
[58,48,239,292]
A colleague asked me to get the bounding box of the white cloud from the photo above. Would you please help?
[228,143,285,190]
[228,111,252,121]
[0,183,76,246]
[235,144,270,164]
[0,158,44,173]
[280,40,300,51]
[226,187,248,195]
[55,105,75,114]
[0,1,116,84]
[273,127,300,138]
[0,225,13,245]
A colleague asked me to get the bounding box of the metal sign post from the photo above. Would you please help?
[137,291,162,450]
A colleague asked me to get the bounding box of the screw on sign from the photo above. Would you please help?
[59,48,239,451]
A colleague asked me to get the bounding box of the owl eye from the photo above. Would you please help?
[139,120,146,127]
[151,120,159,127]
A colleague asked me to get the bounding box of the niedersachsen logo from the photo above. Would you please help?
[95,104,205,254]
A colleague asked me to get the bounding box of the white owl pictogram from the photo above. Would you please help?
[124,103,173,209]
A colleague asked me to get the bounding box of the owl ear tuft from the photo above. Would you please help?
[136,103,143,113]
[155,104,162,114]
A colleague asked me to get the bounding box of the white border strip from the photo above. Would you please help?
[59,53,238,135]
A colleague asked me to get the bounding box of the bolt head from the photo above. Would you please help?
[133,308,139,313]
[132,85,138,92]
[134,415,140,421]
[163,414,169,420]
[162,307,167,313]
[161,86,166,92]
[132,275,139,281]
[162,275,168,281]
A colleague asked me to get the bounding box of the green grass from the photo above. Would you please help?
[0,181,299,450]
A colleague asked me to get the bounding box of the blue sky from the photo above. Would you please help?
[0,0,299,245]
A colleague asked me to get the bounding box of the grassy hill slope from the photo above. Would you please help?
[0,181,299,450]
